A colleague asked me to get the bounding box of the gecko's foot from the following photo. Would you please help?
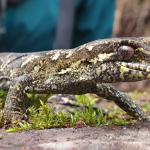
[3,111,28,128]
[137,114,150,122]
[142,115,150,122]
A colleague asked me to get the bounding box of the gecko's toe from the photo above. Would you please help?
[139,114,150,122]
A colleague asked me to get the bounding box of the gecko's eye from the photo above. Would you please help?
[117,45,134,60]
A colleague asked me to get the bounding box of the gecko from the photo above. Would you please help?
[1,37,150,125]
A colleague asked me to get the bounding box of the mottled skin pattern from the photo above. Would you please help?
[1,37,150,125]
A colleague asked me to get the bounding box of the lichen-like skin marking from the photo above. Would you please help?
[0,37,150,125]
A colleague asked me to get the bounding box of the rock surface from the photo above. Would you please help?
[0,122,150,150]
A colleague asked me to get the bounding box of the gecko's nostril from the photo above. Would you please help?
[117,45,134,60]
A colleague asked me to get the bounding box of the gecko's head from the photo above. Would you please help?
[93,37,150,82]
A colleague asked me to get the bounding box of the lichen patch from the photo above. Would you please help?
[51,51,61,61]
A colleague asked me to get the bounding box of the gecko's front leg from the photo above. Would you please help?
[3,75,33,125]
[96,83,147,120]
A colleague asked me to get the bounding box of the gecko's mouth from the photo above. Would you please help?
[119,62,150,72]
[116,62,150,81]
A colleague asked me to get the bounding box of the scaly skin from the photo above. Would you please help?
[0,37,150,125]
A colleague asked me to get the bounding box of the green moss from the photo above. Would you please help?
[1,90,148,132]
[7,123,32,132]
[109,118,130,126]
[75,94,96,106]
[7,100,106,132]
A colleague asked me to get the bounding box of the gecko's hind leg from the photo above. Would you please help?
[3,75,33,125]
[95,83,147,120]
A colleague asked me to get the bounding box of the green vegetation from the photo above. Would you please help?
[0,89,149,132]
[7,99,107,132]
